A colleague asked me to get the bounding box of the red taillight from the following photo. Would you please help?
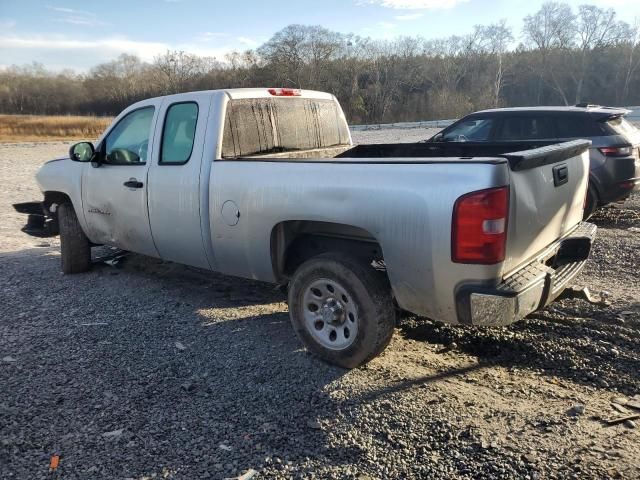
[598,146,632,157]
[452,186,509,264]
[268,88,301,97]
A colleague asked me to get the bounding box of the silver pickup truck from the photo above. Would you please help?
[15,88,596,368]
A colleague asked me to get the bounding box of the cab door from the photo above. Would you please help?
[81,100,161,257]
[146,93,212,269]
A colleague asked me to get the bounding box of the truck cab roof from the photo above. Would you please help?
[134,88,337,104]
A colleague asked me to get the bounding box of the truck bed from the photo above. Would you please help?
[238,140,589,172]
[337,140,589,172]
[223,139,591,294]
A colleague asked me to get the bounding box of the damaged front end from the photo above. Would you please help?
[13,201,59,238]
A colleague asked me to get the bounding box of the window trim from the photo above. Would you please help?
[159,101,199,166]
[101,105,156,166]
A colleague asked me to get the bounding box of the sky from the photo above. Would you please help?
[0,0,638,71]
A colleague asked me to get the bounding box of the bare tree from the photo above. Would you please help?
[616,18,640,104]
[153,50,209,94]
[523,2,576,104]
[258,25,344,88]
[258,25,308,87]
[87,54,152,107]
[573,5,627,103]
[474,20,514,106]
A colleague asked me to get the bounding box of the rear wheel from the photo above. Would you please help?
[288,252,395,368]
[583,184,598,220]
[58,203,91,274]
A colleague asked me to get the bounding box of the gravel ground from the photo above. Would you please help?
[1,136,639,480]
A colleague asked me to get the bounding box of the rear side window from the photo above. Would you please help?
[555,114,606,138]
[494,116,554,140]
[160,102,198,164]
[221,98,350,158]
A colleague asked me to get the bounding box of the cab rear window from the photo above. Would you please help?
[221,98,350,158]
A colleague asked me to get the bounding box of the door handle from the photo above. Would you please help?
[553,164,569,187]
[123,179,144,189]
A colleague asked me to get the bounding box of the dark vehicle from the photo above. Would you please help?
[425,105,640,217]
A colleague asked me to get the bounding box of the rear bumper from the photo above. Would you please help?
[591,153,640,204]
[456,222,597,326]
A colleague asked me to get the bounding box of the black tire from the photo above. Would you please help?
[288,252,395,369]
[58,203,91,274]
[583,184,598,220]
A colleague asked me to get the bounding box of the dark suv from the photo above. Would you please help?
[426,105,640,217]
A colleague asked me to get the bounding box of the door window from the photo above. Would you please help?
[160,102,199,164]
[441,117,495,142]
[104,107,155,165]
[494,116,554,140]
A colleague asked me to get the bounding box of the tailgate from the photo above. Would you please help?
[501,140,591,276]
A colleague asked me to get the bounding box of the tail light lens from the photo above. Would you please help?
[452,186,509,264]
[598,146,632,157]
[268,88,301,97]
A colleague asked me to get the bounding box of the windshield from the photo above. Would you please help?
[441,117,495,142]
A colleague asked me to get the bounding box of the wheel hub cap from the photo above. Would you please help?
[321,298,345,326]
[302,278,358,351]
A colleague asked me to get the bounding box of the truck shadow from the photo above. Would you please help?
[399,299,640,395]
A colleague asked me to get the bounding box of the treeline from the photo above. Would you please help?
[1,2,639,124]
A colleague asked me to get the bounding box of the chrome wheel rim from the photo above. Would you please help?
[302,278,359,351]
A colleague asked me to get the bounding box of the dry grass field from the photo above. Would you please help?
[0,115,112,142]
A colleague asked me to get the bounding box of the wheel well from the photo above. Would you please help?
[43,191,72,212]
[270,221,385,282]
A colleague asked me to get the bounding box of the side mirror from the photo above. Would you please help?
[432,133,444,142]
[69,142,95,162]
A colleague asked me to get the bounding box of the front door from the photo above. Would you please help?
[81,101,161,257]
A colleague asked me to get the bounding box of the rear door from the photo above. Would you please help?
[146,92,213,269]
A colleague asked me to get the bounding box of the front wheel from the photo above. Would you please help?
[288,252,395,369]
[58,203,91,274]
